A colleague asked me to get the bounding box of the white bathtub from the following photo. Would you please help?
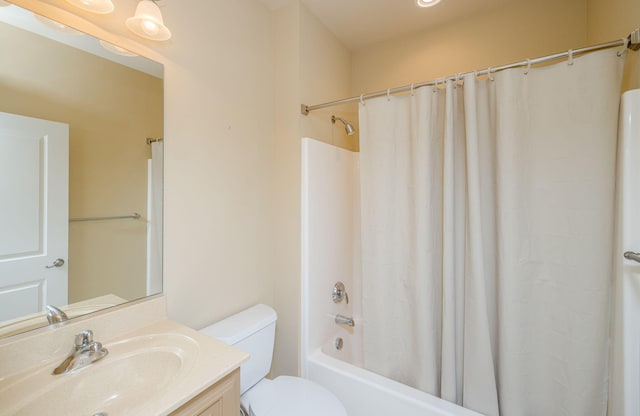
[305,347,483,416]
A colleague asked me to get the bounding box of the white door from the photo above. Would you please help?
[0,112,69,322]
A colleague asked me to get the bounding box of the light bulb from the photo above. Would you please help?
[142,20,159,36]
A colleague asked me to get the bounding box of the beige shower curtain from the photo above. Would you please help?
[359,49,625,415]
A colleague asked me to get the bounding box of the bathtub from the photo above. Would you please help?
[304,347,483,416]
[301,323,483,416]
[301,137,483,416]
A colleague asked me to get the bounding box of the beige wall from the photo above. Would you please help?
[271,0,352,376]
[0,21,162,303]
[587,0,640,90]
[352,0,588,95]
[271,0,301,378]
[587,0,640,43]
[159,0,276,340]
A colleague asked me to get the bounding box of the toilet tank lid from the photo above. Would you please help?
[200,304,277,345]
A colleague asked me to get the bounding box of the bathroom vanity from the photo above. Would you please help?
[171,369,240,416]
[0,296,248,415]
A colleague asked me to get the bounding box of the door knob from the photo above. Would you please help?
[46,258,65,268]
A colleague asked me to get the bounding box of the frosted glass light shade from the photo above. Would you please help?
[416,0,441,7]
[65,0,114,14]
[126,0,171,41]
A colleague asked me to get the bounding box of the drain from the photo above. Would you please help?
[93,413,108,416]
[335,337,343,350]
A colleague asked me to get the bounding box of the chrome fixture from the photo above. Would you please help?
[69,212,140,222]
[52,330,108,375]
[335,337,344,350]
[335,314,355,327]
[624,251,640,263]
[45,258,65,269]
[46,305,69,324]
[332,281,349,304]
[301,30,640,115]
[331,115,355,136]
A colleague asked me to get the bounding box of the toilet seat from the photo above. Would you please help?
[241,376,347,416]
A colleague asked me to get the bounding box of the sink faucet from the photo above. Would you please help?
[52,330,108,375]
[46,305,69,324]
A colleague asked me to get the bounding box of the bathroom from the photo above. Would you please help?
[0,0,639,415]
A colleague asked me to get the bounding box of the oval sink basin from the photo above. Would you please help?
[0,333,199,415]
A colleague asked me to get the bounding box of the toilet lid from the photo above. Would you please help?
[242,376,347,416]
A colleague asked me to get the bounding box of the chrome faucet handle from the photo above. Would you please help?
[53,329,108,375]
[89,342,103,353]
[74,330,93,349]
[332,281,349,304]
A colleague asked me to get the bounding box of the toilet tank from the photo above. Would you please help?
[199,304,277,395]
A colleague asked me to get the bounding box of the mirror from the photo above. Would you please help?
[0,4,163,338]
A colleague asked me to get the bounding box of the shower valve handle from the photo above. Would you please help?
[332,281,349,304]
[624,251,640,263]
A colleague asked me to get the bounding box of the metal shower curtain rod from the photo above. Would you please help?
[301,28,640,115]
[69,212,141,222]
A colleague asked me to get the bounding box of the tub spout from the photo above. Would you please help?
[335,314,355,327]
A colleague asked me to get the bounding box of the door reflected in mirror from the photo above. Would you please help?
[0,4,163,338]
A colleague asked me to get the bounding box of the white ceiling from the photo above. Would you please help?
[259,0,530,50]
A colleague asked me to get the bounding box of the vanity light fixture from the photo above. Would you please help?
[416,0,441,7]
[65,0,114,14]
[126,0,171,41]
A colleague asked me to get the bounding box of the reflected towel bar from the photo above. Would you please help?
[69,212,141,222]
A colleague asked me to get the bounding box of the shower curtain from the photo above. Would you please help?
[359,49,625,416]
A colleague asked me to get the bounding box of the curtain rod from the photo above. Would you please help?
[69,212,141,222]
[301,28,640,115]
[146,137,163,145]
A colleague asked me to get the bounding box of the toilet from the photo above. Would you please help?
[199,304,347,416]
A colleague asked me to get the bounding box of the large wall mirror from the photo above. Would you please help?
[0,3,163,338]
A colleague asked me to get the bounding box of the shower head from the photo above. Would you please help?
[331,115,355,136]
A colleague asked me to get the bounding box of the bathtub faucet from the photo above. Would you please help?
[335,314,355,327]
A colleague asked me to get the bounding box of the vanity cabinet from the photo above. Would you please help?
[171,369,240,416]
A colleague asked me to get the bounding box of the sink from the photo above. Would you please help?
[0,333,199,415]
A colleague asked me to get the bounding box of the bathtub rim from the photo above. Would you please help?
[304,348,484,416]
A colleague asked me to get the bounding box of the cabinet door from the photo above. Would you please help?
[197,401,222,416]
[171,369,240,416]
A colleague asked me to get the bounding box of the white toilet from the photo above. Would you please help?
[199,304,347,416]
